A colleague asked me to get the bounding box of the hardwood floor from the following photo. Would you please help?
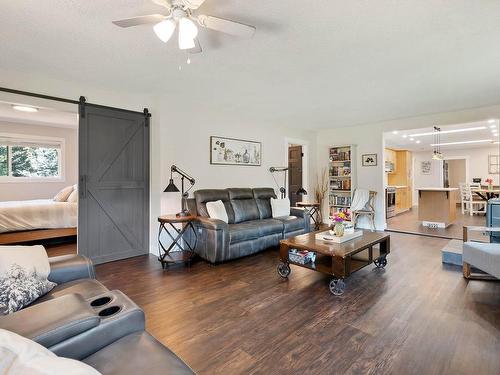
[91,232,500,375]
[387,205,486,240]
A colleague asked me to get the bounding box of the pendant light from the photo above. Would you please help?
[432,126,444,160]
[178,18,198,50]
[153,19,176,43]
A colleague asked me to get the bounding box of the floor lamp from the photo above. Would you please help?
[269,167,288,199]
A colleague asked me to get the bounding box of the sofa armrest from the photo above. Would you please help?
[0,294,100,348]
[194,217,229,231]
[291,207,310,219]
[48,254,95,284]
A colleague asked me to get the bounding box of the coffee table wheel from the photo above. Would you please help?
[374,257,387,269]
[277,262,291,278]
[329,278,345,296]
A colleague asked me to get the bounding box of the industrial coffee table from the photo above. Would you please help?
[278,230,390,295]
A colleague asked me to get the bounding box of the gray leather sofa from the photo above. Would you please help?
[0,254,195,374]
[191,187,311,263]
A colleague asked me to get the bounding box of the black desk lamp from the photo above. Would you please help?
[164,165,195,217]
[296,187,307,196]
[269,167,288,199]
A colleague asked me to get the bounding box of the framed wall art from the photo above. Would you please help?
[210,136,261,166]
[361,153,377,166]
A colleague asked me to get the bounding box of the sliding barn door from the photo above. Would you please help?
[78,103,150,264]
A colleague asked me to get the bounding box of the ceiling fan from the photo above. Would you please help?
[112,0,256,53]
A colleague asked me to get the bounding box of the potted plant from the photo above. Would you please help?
[314,168,329,224]
[485,178,494,191]
[331,212,348,237]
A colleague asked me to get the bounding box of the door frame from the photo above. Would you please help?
[284,137,309,201]
[443,155,470,187]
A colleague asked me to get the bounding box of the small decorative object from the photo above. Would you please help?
[314,168,329,224]
[362,154,377,166]
[210,136,261,166]
[421,161,432,175]
[331,212,348,237]
[485,178,494,191]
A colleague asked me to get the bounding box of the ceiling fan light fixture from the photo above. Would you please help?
[153,19,176,43]
[178,17,198,49]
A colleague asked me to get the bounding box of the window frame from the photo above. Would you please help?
[0,132,65,183]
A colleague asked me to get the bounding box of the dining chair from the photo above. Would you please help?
[459,183,486,216]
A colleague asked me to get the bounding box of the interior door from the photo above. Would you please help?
[288,145,303,207]
[78,103,150,264]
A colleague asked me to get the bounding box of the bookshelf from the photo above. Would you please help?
[329,145,356,222]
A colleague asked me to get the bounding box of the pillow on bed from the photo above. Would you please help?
[53,186,74,202]
[67,189,78,203]
[0,246,56,315]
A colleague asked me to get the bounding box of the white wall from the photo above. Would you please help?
[0,121,78,201]
[316,103,500,230]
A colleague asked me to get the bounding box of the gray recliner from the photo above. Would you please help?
[191,187,311,263]
[0,254,195,374]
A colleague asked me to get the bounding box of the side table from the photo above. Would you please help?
[158,215,198,269]
[296,202,321,230]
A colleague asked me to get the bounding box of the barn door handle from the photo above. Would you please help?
[79,175,87,199]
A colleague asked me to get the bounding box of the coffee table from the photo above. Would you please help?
[277,230,390,295]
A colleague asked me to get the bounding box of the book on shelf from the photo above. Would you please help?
[329,149,351,162]
[329,165,351,177]
[330,179,351,190]
[329,195,352,206]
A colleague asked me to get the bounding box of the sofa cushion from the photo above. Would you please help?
[253,188,276,219]
[229,219,283,243]
[271,198,291,218]
[206,200,228,223]
[83,331,195,375]
[228,188,260,223]
[275,216,305,233]
[34,279,109,304]
[194,189,235,224]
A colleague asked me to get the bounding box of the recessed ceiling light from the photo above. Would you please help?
[409,126,486,137]
[402,135,407,138]
[416,140,421,144]
[392,131,399,135]
[409,138,415,141]
[488,119,496,124]
[430,139,492,146]
[12,105,38,113]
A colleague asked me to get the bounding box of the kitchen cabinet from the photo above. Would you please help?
[385,148,397,173]
[388,150,413,212]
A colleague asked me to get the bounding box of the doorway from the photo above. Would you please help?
[444,158,467,205]
[288,145,303,206]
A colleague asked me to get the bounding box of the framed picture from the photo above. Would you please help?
[421,161,432,175]
[362,153,377,166]
[210,136,261,166]
[489,155,499,174]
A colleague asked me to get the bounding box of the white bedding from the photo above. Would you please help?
[0,199,77,233]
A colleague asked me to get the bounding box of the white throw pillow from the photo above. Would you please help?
[0,246,50,280]
[67,189,78,203]
[206,200,228,223]
[271,198,291,218]
[53,186,73,202]
[0,329,101,375]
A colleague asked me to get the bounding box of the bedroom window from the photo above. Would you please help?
[0,134,63,182]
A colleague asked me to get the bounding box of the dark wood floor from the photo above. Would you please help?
[387,206,486,240]
[67,232,500,374]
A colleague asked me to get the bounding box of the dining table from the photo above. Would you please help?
[472,188,500,201]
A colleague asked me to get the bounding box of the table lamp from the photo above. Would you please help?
[164,165,195,217]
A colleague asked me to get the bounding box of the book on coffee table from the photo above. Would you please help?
[314,230,363,243]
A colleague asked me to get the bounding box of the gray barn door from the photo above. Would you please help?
[78,103,150,264]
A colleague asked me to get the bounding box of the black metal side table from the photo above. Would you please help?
[158,215,198,269]
[296,202,321,230]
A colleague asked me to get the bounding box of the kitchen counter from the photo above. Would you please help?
[388,185,407,189]
[417,188,457,228]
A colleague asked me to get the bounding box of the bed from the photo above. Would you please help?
[0,199,77,244]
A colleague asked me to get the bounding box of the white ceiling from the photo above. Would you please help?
[385,119,500,151]
[0,101,78,129]
[2,1,500,130]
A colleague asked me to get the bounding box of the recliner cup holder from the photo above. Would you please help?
[98,305,121,317]
[90,296,112,307]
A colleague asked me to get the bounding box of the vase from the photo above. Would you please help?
[334,222,345,237]
[488,185,493,191]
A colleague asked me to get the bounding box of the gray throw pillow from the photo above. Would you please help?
[0,264,56,315]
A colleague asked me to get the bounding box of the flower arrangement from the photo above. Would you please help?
[331,212,349,237]
[333,212,348,223]
[485,178,494,191]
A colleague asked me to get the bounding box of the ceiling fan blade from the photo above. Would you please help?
[112,14,165,28]
[152,0,172,8]
[182,0,207,10]
[197,15,256,38]
[188,37,203,54]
